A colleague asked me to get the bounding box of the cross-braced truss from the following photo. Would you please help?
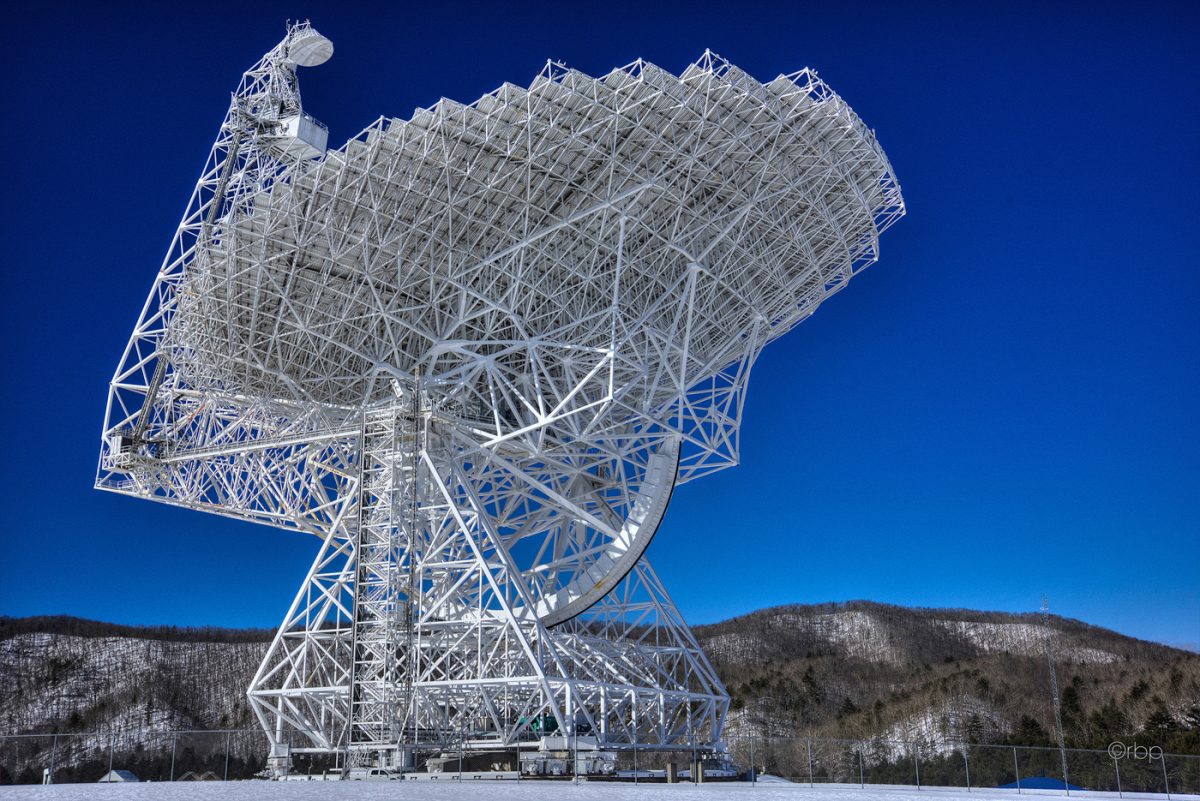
[96,22,903,766]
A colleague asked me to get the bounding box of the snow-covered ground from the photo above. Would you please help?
[0,780,1195,801]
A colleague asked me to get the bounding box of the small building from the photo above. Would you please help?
[98,769,140,783]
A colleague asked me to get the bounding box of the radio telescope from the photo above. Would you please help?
[97,22,903,772]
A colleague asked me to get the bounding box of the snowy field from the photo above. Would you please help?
[0,780,1195,801]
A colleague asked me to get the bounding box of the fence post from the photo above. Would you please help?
[1113,754,1121,798]
[749,735,755,785]
[49,734,58,785]
[858,745,865,788]
[224,731,231,781]
[914,744,921,791]
[806,737,813,788]
[169,733,177,781]
[1012,746,1021,795]
[1062,745,1070,798]
[963,744,971,792]
[107,730,115,777]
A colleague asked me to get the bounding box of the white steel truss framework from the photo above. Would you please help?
[96,23,904,765]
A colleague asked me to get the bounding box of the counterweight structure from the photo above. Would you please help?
[97,23,904,768]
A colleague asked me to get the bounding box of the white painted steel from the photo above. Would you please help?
[286,30,332,67]
[96,21,904,767]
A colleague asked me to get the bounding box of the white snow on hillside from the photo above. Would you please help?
[872,698,1009,760]
[703,611,904,665]
[703,611,1121,669]
[1,633,265,767]
[929,621,1118,664]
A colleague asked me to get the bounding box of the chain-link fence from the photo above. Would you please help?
[0,729,264,785]
[725,735,1200,796]
[2,728,1198,792]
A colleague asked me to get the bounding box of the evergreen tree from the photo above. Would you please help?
[1143,701,1177,740]
[1088,699,1130,743]
[965,713,985,744]
[1012,715,1050,746]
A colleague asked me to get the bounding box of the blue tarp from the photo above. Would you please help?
[999,776,1085,790]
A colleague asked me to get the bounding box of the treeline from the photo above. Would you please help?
[696,600,1182,666]
[0,616,273,644]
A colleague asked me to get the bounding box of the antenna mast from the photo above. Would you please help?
[1041,595,1071,791]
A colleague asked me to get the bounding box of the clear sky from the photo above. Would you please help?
[1,2,1196,648]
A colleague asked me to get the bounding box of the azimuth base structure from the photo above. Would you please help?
[97,23,903,770]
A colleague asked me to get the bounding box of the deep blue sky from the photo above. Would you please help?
[2,2,1196,648]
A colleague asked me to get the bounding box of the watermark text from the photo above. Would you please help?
[1108,741,1163,761]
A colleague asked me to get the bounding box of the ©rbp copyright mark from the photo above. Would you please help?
[1108,741,1163,761]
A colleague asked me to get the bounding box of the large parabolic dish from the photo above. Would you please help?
[98,22,904,764]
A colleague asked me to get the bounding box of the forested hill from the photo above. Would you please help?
[2,603,1197,757]
[0,615,273,644]
[695,601,1200,755]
